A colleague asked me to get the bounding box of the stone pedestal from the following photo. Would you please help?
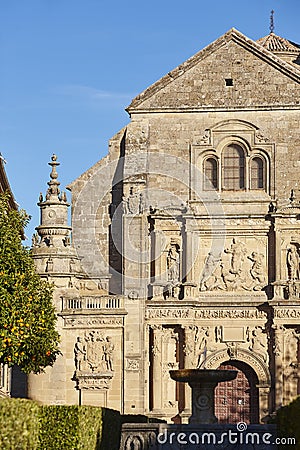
[170,369,237,424]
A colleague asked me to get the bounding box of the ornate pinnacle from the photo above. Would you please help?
[46,154,60,198]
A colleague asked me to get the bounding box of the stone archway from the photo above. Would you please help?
[204,348,271,422]
[215,361,259,423]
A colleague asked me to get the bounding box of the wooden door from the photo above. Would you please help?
[215,361,259,423]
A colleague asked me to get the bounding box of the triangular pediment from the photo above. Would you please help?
[127,28,300,112]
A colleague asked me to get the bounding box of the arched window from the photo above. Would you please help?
[204,157,218,190]
[223,144,245,190]
[250,157,265,190]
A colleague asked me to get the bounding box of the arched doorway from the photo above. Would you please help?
[215,361,259,424]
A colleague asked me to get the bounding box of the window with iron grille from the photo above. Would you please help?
[250,156,264,189]
[223,144,245,190]
[204,157,218,190]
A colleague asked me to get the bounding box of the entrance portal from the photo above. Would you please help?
[215,361,259,423]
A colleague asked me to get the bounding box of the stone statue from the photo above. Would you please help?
[45,258,53,273]
[32,233,40,247]
[199,252,221,291]
[247,252,266,290]
[224,238,245,275]
[139,192,146,214]
[167,243,180,283]
[127,188,140,214]
[226,342,238,359]
[74,337,86,372]
[287,245,300,281]
[102,336,114,371]
[249,327,268,362]
[195,327,209,368]
[122,194,128,214]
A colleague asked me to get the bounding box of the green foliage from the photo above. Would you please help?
[276,396,300,449]
[0,193,60,373]
[0,399,124,450]
[0,399,168,450]
[38,405,105,450]
[0,398,40,450]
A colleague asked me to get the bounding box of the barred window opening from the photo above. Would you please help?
[250,157,264,190]
[223,144,245,190]
[204,157,218,190]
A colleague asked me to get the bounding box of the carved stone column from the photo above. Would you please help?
[161,328,179,414]
[182,326,197,420]
[273,325,284,409]
[151,325,163,412]
[184,228,198,291]
[283,328,299,404]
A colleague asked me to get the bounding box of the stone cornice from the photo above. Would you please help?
[128,105,300,114]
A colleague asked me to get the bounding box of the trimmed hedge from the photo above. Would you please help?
[0,399,165,449]
[0,398,40,450]
[0,399,122,450]
[275,396,300,449]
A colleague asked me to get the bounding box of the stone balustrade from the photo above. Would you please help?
[61,296,124,311]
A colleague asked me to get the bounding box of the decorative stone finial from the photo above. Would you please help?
[46,154,60,198]
[270,10,275,34]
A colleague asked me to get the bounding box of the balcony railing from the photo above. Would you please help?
[62,296,124,311]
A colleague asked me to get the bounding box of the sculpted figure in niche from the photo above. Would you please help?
[102,336,114,371]
[248,327,268,362]
[139,192,146,214]
[74,337,86,372]
[123,187,146,214]
[287,245,300,281]
[167,242,180,284]
[122,194,129,214]
[45,258,53,273]
[195,327,209,368]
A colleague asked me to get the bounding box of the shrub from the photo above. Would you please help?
[0,398,40,450]
[0,399,155,449]
[38,405,121,450]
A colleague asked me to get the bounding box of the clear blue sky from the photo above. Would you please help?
[1,0,299,242]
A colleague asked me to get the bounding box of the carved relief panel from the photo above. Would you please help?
[74,330,116,391]
[198,237,268,293]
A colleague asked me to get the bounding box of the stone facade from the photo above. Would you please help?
[29,28,300,423]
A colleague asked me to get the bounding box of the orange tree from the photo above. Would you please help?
[0,193,60,373]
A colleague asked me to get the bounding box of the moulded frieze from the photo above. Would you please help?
[63,316,124,328]
[274,308,300,319]
[146,307,266,320]
[75,372,113,390]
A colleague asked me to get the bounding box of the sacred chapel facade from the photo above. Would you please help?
[28,28,300,424]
